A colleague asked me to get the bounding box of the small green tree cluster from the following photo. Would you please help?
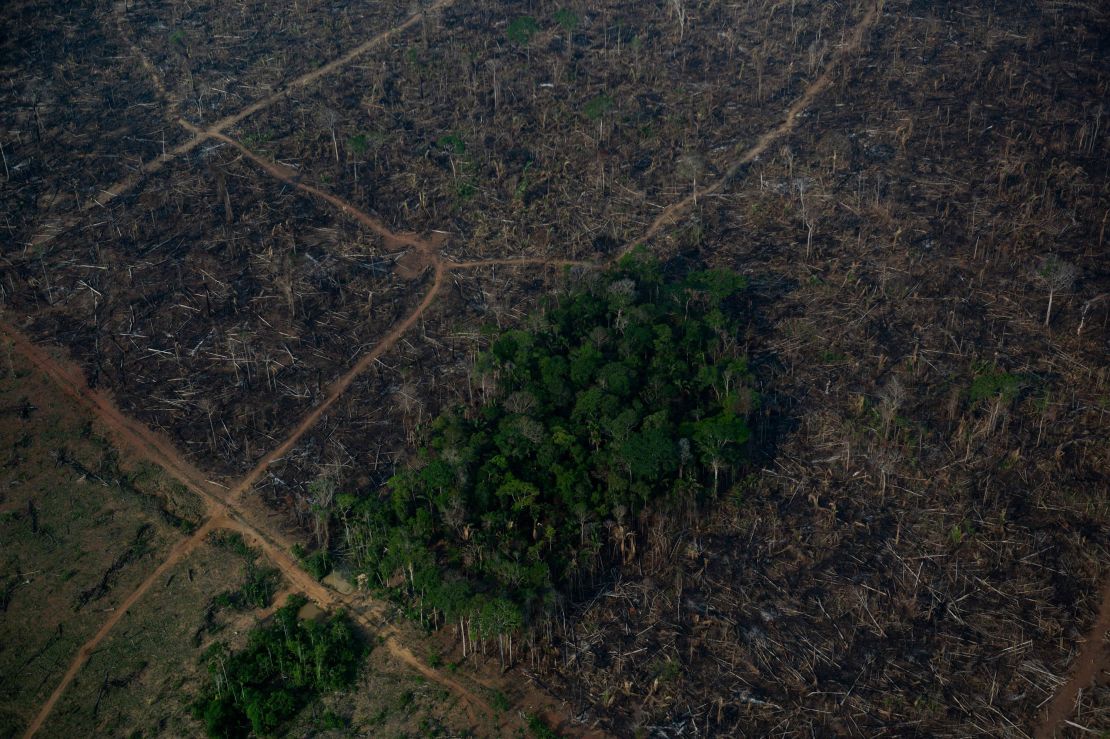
[337,255,754,643]
[208,531,281,611]
[192,596,365,738]
[506,16,540,45]
[291,542,331,581]
[967,369,1027,404]
[211,559,281,611]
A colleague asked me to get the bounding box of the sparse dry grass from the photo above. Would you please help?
[0,349,200,736]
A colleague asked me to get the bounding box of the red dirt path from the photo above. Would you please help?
[1035,577,1110,738]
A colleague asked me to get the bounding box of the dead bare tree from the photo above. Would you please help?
[308,473,337,549]
[676,152,705,206]
[486,60,501,114]
[669,0,687,42]
[878,376,906,440]
[317,107,341,163]
[797,178,816,259]
[1077,293,1107,337]
[1036,256,1078,327]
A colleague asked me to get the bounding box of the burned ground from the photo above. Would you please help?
[253,263,562,533]
[118,0,417,125]
[529,1,1110,735]
[1,0,1107,736]
[3,149,429,477]
[229,0,868,261]
[0,1,189,247]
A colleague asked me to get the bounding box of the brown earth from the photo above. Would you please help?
[2,0,1107,736]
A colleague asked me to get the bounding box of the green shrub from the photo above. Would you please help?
[554,9,579,32]
[526,713,561,738]
[454,181,476,201]
[238,560,281,609]
[320,710,346,730]
[583,94,613,120]
[652,658,682,682]
[968,370,1025,403]
[208,531,254,559]
[507,16,539,45]
[348,133,369,155]
[436,133,466,155]
[291,544,331,581]
[490,689,511,712]
[395,689,414,710]
[206,532,280,612]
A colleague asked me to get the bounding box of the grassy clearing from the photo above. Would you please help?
[34,533,276,738]
[0,348,201,736]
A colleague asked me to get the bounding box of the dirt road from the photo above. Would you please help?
[29,0,460,249]
[18,518,216,738]
[614,0,882,264]
[1035,577,1110,738]
[2,319,509,737]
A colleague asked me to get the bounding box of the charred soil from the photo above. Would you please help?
[2,0,1108,737]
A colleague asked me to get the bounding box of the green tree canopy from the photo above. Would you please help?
[192,596,365,738]
[340,255,755,627]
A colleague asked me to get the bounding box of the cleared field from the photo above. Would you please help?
[229,0,869,261]
[119,0,418,124]
[254,262,566,518]
[32,533,269,737]
[0,1,190,247]
[0,347,202,737]
[1,0,1106,735]
[529,0,1110,733]
[2,150,430,479]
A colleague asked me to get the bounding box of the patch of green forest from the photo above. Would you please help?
[192,596,364,738]
[334,255,756,636]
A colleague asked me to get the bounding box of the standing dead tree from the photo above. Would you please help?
[669,0,688,42]
[1036,256,1078,327]
[676,153,705,207]
[317,107,341,163]
[797,178,816,259]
